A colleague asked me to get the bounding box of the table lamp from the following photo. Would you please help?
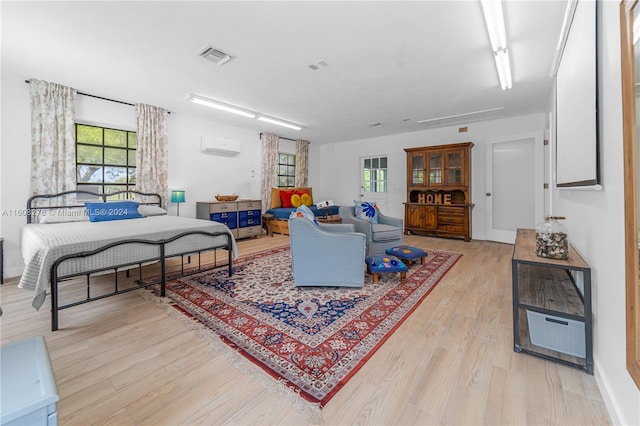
[171,190,186,216]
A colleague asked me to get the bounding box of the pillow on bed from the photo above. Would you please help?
[39,208,89,224]
[137,205,167,217]
[279,189,296,208]
[85,201,143,222]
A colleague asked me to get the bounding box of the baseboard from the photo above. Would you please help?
[3,266,23,282]
[594,358,624,425]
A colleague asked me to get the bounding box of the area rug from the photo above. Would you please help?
[152,246,461,410]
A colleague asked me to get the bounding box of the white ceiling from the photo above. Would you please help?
[1,1,568,144]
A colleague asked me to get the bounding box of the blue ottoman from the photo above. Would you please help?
[386,245,428,267]
[365,255,408,283]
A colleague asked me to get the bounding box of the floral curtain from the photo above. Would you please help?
[29,79,77,200]
[295,139,310,187]
[261,133,280,212]
[135,103,169,206]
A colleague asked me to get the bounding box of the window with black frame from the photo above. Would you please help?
[76,124,137,199]
[277,153,296,188]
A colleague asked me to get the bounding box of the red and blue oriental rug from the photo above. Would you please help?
[152,246,461,410]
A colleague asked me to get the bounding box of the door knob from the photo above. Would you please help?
[485,192,492,196]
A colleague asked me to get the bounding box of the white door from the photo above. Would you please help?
[359,155,389,210]
[485,132,544,243]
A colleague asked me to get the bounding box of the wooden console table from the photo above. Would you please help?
[512,229,593,374]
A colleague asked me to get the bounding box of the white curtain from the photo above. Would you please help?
[261,133,280,212]
[29,79,77,199]
[295,139,310,187]
[135,103,169,206]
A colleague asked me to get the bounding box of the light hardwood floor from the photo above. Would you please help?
[0,234,611,425]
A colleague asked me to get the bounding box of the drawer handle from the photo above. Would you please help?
[545,317,569,326]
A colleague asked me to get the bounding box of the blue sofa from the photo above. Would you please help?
[288,217,366,287]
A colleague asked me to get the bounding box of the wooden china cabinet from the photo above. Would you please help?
[404,142,473,241]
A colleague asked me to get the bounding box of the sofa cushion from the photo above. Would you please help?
[371,223,404,242]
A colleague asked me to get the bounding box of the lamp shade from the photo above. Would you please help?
[171,190,185,203]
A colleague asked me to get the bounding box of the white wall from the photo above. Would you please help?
[309,113,547,240]
[549,2,640,424]
[0,73,265,279]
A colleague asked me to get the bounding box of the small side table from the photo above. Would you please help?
[1,237,4,285]
[261,214,274,237]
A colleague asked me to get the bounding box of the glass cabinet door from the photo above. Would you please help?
[428,152,442,184]
[447,150,462,184]
[411,154,424,184]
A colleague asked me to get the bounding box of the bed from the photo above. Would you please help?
[19,190,238,330]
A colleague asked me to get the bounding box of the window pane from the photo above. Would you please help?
[104,166,127,183]
[364,159,371,168]
[128,150,136,167]
[105,129,127,147]
[364,182,371,192]
[288,155,296,165]
[278,165,287,175]
[363,169,370,182]
[379,181,387,192]
[378,169,387,180]
[380,157,387,168]
[278,176,287,186]
[105,185,128,197]
[77,145,102,164]
[372,158,379,169]
[76,125,102,145]
[76,184,101,198]
[128,168,136,184]
[286,177,295,187]
[128,132,137,148]
[77,165,103,183]
[279,154,287,163]
[105,147,127,166]
[287,165,295,175]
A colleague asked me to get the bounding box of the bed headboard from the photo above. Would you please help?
[26,190,163,224]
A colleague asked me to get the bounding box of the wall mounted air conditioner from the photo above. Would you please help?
[201,136,241,156]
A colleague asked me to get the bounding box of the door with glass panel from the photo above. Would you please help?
[360,156,388,210]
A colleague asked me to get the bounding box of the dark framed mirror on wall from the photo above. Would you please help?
[620,0,640,390]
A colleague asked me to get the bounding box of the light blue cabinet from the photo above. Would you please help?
[1,336,59,425]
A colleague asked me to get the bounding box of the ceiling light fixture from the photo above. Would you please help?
[188,94,255,118]
[257,115,303,131]
[480,0,512,90]
[417,107,504,124]
[189,93,303,130]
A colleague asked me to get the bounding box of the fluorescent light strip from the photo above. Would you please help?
[480,0,512,90]
[494,49,512,90]
[189,93,302,130]
[480,0,507,51]
[257,116,302,130]
[417,107,504,124]
[189,94,255,118]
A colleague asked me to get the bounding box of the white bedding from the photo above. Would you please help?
[19,216,238,310]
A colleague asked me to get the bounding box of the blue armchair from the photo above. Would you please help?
[338,206,404,257]
[289,217,366,287]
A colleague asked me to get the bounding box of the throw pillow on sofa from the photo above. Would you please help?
[355,200,379,223]
[289,204,318,225]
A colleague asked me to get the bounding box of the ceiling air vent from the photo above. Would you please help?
[197,45,232,66]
